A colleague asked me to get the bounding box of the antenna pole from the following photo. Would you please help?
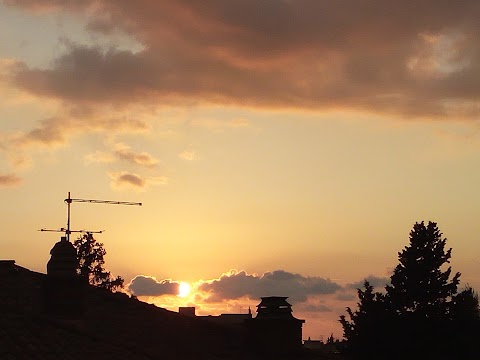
[66,191,72,242]
[61,192,141,242]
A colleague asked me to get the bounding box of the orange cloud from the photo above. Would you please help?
[113,143,158,168]
[109,171,167,191]
[230,118,249,128]
[0,173,22,187]
[178,150,196,161]
[84,150,115,165]
[14,115,148,149]
[5,0,480,119]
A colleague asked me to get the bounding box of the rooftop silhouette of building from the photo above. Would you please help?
[0,238,246,359]
[1,238,312,359]
[181,306,253,329]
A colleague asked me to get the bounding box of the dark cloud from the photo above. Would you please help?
[109,171,167,190]
[298,303,332,313]
[109,172,145,188]
[198,269,341,303]
[346,275,390,290]
[6,0,480,119]
[335,292,356,302]
[127,275,179,296]
[0,173,22,186]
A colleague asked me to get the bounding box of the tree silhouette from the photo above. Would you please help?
[451,286,480,321]
[340,221,479,359]
[73,233,124,291]
[339,281,389,358]
[386,221,460,318]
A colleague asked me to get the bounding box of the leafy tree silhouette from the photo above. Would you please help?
[73,232,124,291]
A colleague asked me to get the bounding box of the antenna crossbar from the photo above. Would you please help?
[39,228,103,234]
[67,198,142,206]
[42,192,141,242]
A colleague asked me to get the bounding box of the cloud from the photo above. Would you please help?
[109,171,144,189]
[84,150,115,164]
[178,150,196,161]
[0,173,22,186]
[85,143,159,167]
[6,0,480,120]
[298,303,332,313]
[109,171,167,191]
[230,118,249,128]
[198,269,341,303]
[125,269,389,336]
[335,292,356,302]
[147,176,168,185]
[14,115,148,148]
[127,275,179,296]
[113,143,158,167]
[346,275,390,290]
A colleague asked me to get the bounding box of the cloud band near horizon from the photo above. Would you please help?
[126,269,384,304]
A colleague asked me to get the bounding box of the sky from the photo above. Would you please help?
[1,0,480,339]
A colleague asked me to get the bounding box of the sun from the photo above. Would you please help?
[178,282,191,298]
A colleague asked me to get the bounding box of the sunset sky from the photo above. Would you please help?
[2,0,480,339]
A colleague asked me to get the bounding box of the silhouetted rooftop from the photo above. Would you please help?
[256,296,298,319]
[0,260,250,359]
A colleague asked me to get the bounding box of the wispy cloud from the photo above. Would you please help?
[109,171,167,191]
[113,143,158,168]
[0,173,22,187]
[84,150,115,164]
[178,150,196,161]
[229,118,249,128]
[14,116,148,149]
[190,118,250,132]
[85,143,159,169]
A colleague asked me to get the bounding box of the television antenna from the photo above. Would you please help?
[40,192,142,241]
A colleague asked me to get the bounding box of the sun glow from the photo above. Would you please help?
[178,282,191,297]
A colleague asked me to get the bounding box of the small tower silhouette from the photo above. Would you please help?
[44,236,84,318]
[246,296,305,354]
[47,236,77,277]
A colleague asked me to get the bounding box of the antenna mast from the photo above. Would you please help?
[41,192,142,241]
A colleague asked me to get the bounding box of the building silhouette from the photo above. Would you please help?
[246,296,305,354]
[1,238,310,359]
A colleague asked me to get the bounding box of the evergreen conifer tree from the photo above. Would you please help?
[385,221,460,318]
[339,221,480,359]
[339,281,388,357]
